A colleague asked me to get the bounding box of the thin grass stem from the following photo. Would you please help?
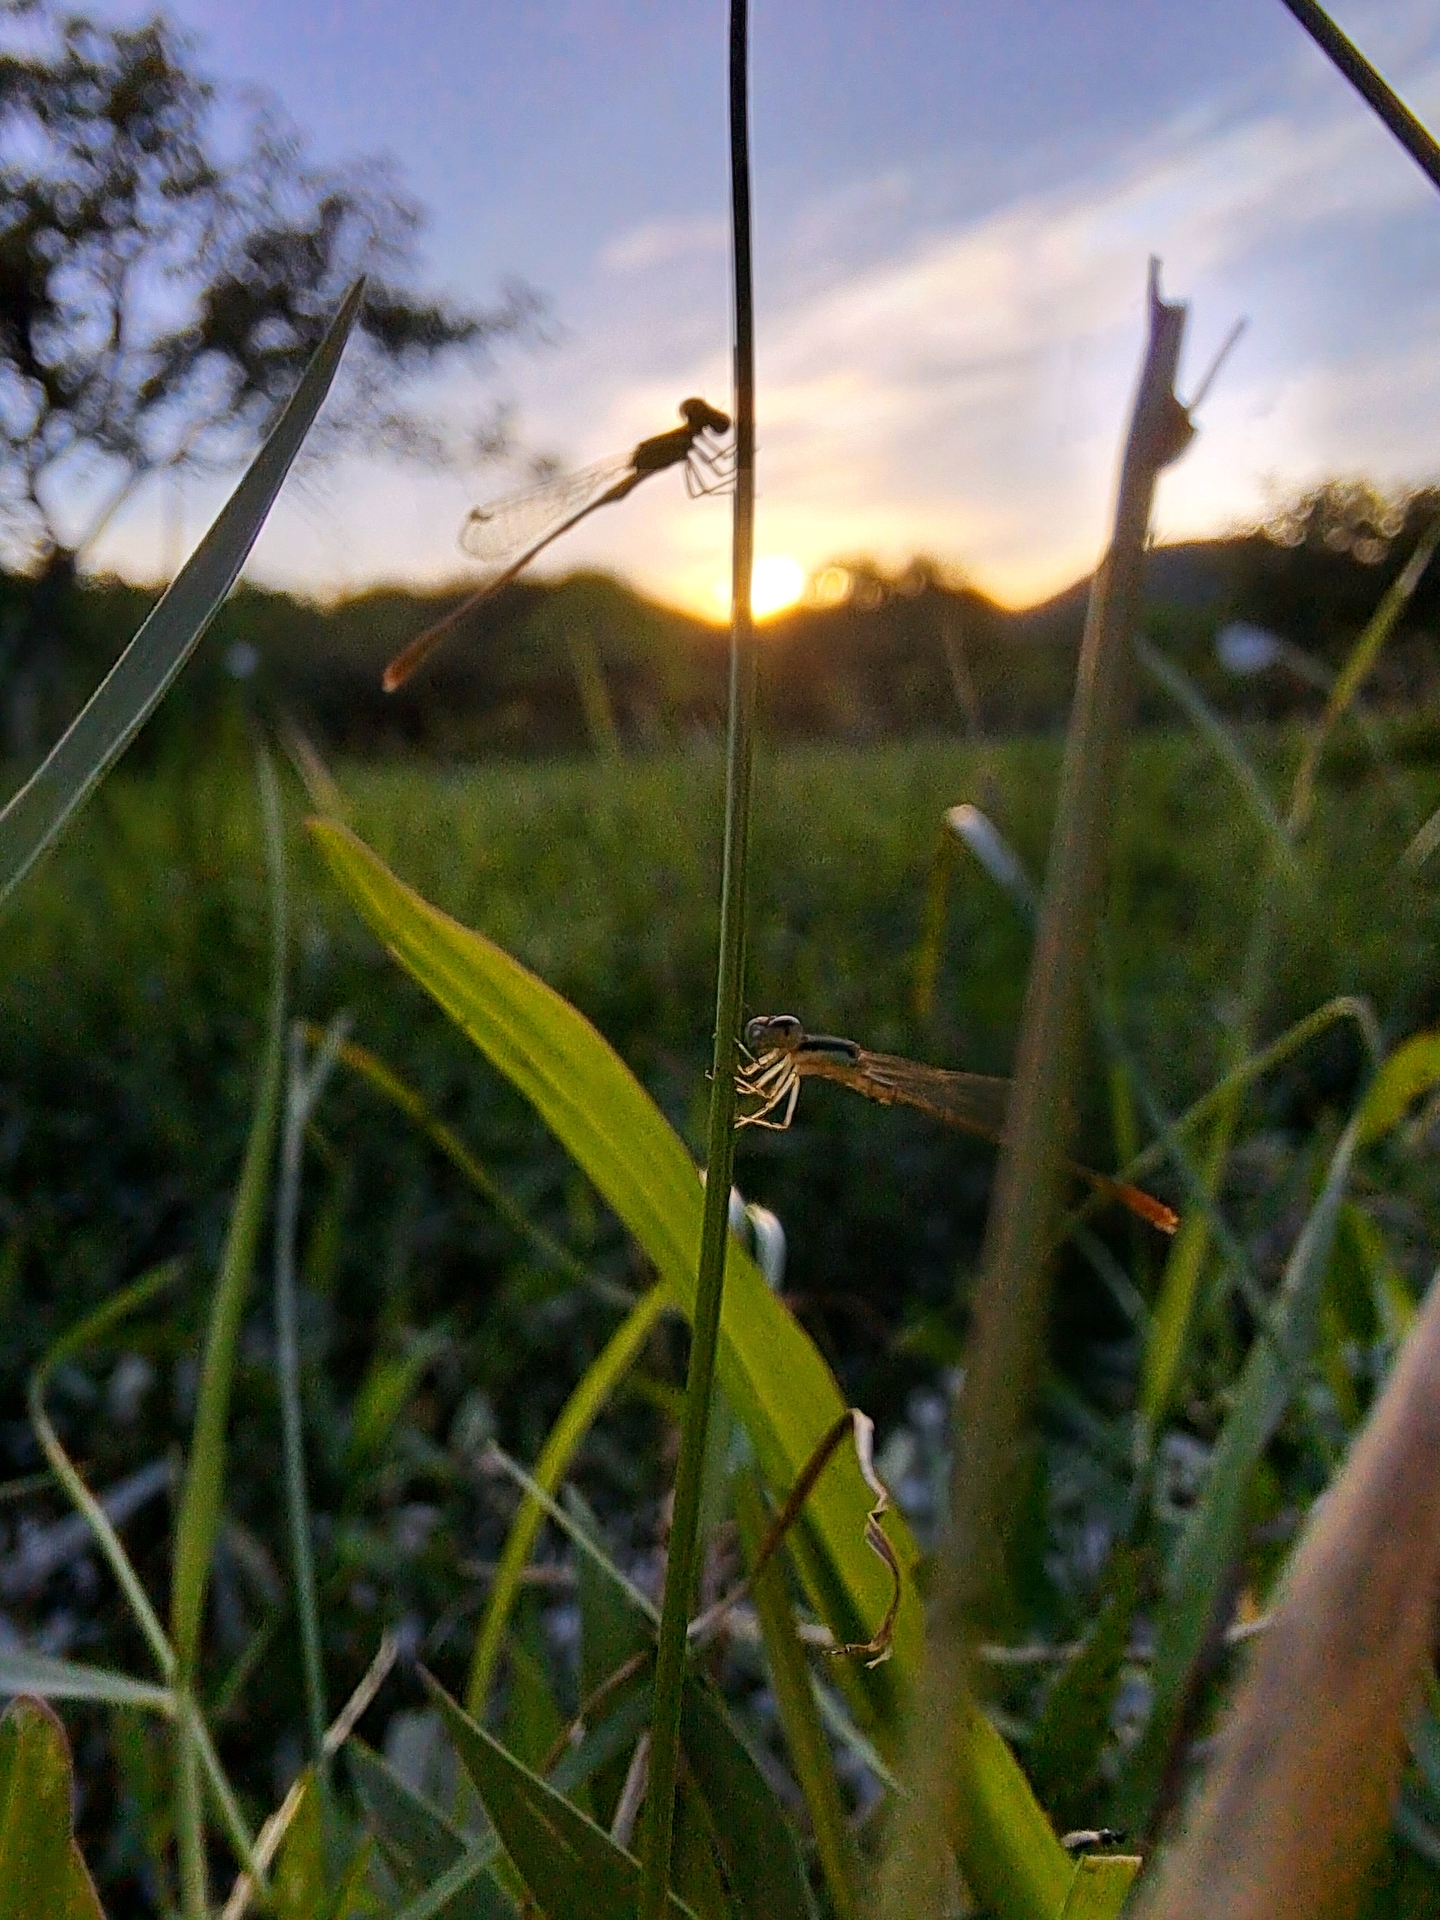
[275,1013,350,1770]
[639,5,756,1912]
[171,741,289,1918]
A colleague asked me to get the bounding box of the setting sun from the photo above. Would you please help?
[711,554,806,621]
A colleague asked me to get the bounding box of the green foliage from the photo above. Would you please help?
[425,1677,696,1920]
[348,1739,511,1919]
[308,816,924,1726]
[5,713,1440,1915]
[1027,1550,1141,1832]
[0,1697,105,1920]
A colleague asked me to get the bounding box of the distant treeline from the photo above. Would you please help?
[6,479,1440,761]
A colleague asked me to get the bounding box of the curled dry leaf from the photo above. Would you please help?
[1139,1270,1440,1920]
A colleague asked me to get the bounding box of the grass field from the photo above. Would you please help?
[5,713,1440,1907]
[9,716,1439,1390]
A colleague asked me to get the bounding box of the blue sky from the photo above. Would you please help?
[76,1,1440,613]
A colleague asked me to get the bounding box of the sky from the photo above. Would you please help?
[59,1,1440,615]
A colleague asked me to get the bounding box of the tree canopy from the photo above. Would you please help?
[0,1,544,579]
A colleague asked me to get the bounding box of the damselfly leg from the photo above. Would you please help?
[735,1049,801,1129]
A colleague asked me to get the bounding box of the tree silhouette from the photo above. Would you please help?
[0,2,544,746]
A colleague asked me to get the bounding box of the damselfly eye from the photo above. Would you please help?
[745,1014,802,1052]
[680,396,731,435]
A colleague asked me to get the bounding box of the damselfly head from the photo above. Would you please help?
[679,397,731,436]
[745,1013,803,1055]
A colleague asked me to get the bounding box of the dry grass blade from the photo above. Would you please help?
[878,261,1192,1920]
[1137,1266,1440,1920]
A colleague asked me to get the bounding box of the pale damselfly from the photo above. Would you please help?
[737,1014,1178,1234]
[383,397,732,690]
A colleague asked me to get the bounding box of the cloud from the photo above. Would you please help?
[88,4,1440,614]
[600,215,728,273]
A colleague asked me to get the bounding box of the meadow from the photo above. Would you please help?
[5,706,1440,1911]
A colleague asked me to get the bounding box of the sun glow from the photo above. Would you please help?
[711,554,806,621]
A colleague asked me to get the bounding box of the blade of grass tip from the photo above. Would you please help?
[485,1445,660,1627]
[879,262,1191,1920]
[467,1285,672,1715]
[28,1260,183,1680]
[946,803,1039,922]
[1275,0,1440,195]
[310,1027,605,1300]
[1132,634,1299,881]
[0,1648,173,1714]
[275,1013,351,1772]
[1287,516,1440,836]
[1135,1248,1440,1920]
[170,739,288,1920]
[640,5,757,1915]
[0,281,364,906]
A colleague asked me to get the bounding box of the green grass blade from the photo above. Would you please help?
[485,1447,658,1627]
[0,1697,106,1919]
[679,1676,818,1920]
[309,821,921,1728]
[275,1019,349,1766]
[387,1848,514,1920]
[1353,1028,1440,1143]
[1133,634,1299,880]
[1025,1549,1141,1831]
[348,1740,512,1918]
[171,745,287,1670]
[571,1489,650,1828]
[467,1285,671,1715]
[315,1030,599,1296]
[28,1260,183,1679]
[0,1651,173,1715]
[1116,995,1382,1189]
[171,742,288,1918]
[1287,518,1440,835]
[734,1471,861,1920]
[1137,1123,1232,1436]
[1114,1111,1363,1830]
[0,281,364,905]
[1058,1855,1141,1918]
[345,1330,448,1476]
[423,1675,697,1920]
[646,10,762,1903]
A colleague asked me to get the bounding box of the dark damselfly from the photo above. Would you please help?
[383,397,732,690]
[737,1014,1178,1234]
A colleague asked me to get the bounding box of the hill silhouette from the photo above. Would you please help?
[7,478,1440,760]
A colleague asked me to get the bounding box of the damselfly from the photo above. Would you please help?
[383,397,733,691]
[736,1014,1178,1234]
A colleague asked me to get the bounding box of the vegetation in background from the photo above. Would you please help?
[6,485,1440,765]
